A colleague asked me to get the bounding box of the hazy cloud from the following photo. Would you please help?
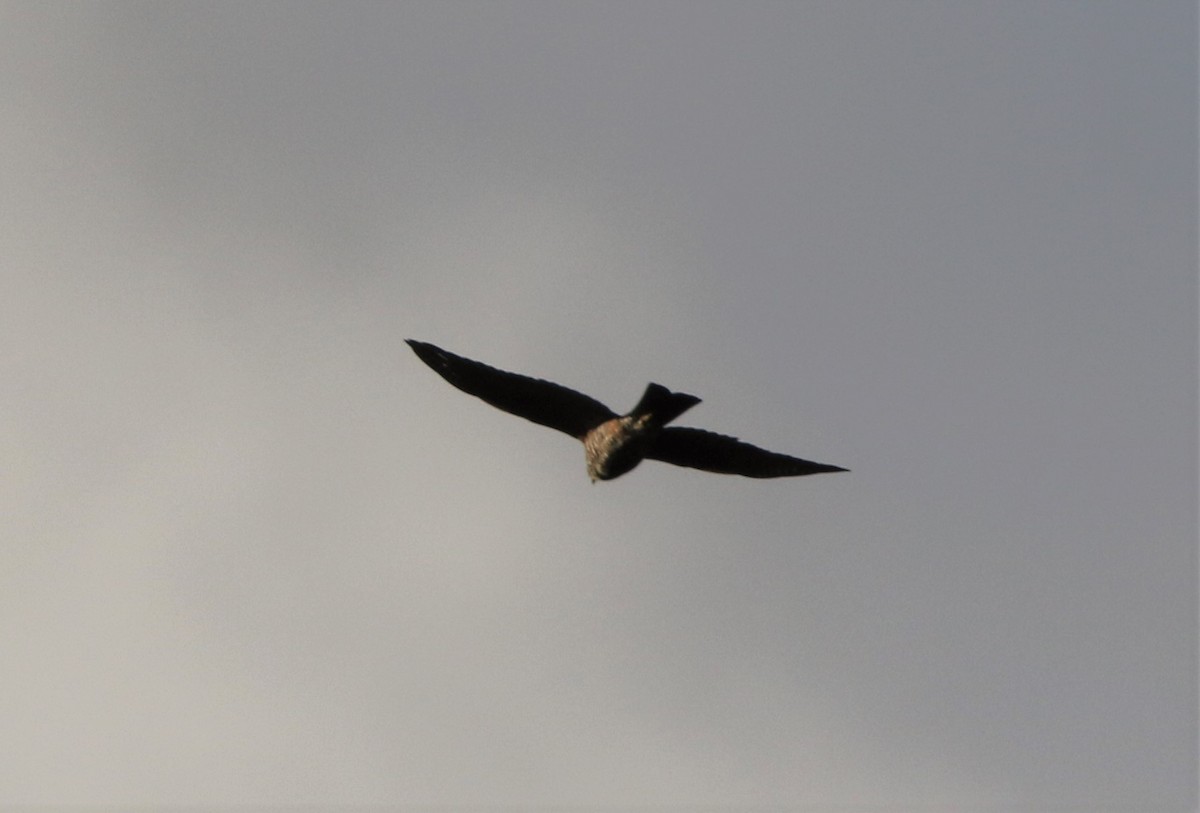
[3,2,1194,807]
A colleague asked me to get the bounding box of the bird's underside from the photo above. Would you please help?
[406,339,847,481]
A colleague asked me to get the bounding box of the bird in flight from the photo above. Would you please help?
[407,339,847,482]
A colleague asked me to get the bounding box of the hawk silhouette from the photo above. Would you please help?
[407,339,847,482]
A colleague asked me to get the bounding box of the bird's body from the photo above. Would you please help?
[406,339,846,482]
[579,383,694,480]
[583,415,655,481]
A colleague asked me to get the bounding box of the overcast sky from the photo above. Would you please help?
[3,2,1195,808]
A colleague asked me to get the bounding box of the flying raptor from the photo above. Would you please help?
[407,339,847,482]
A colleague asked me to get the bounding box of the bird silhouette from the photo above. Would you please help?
[407,339,847,482]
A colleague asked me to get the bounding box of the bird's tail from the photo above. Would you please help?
[632,383,701,426]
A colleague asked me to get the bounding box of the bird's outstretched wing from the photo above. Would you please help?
[646,427,848,478]
[407,340,617,439]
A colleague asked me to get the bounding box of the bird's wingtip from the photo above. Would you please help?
[406,339,448,370]
[407,338,441,356]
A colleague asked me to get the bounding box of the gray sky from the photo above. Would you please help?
[3,2,1195,808]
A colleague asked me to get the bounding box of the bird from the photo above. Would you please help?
[406,339,847,482]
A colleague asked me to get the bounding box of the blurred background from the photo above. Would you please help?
[3,2,1195,807]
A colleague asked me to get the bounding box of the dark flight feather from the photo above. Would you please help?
[646,427,848,478]
[406,339,616,439]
